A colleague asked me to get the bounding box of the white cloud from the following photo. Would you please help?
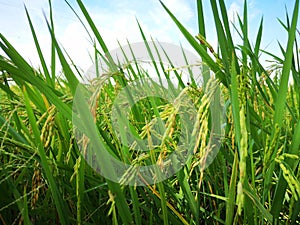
[55,0,197,71]
[60,22,91,70]
[160,0,194,22]
[227,1,242,23]
[0,0,197,73]
[227,0,261,23]
[0,0,52,67]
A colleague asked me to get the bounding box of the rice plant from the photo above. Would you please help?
[0,0,300,224]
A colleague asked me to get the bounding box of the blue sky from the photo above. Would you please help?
[0,0,299,71]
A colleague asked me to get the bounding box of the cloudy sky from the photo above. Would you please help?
[0,0,299,72]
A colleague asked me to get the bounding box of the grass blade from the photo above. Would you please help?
[268,0,299,219]
[22,84,70,225]
[24,6,52,87]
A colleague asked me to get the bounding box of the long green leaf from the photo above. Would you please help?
[24,6,52,87]
[44,16,79,96]
[268,0,299,220]
[23,85,70,225]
